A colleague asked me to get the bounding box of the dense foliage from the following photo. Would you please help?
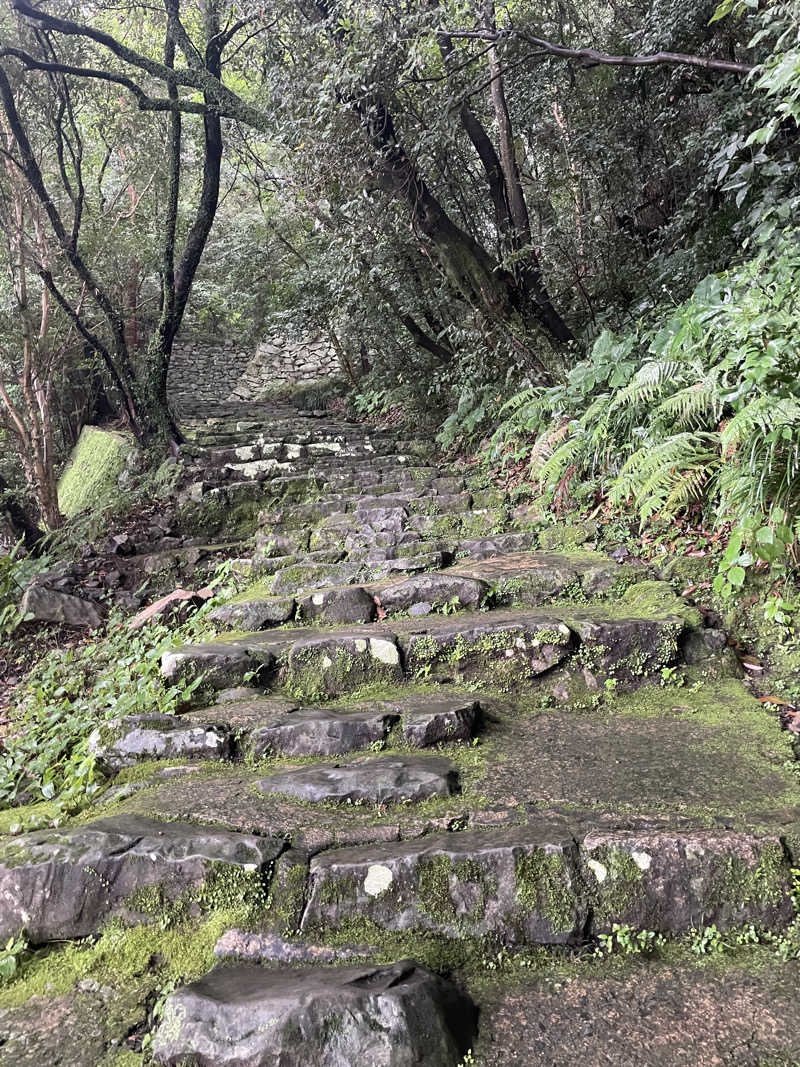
[0,0,798,544]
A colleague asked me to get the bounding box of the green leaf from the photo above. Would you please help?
[728,566,747,588]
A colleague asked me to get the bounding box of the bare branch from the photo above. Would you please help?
[444,27,756,76]
[11,0,271,130]
[0,47,217,117]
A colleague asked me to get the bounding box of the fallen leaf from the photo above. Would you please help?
[127,587,213,630]
[758,695,797,709]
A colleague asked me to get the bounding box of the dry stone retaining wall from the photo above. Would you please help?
[168,332,339,411]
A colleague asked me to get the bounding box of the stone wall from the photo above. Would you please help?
[168,332,339,411]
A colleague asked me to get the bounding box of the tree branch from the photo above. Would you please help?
[0,47,219,117]
[11,0,271,129]
[444,28,756,76]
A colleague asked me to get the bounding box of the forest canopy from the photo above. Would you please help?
[0,0,798,560]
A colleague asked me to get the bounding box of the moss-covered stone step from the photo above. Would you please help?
[300,822,794,945]
[150,960,476,1067]
[208,552,652,636]
[88,712,231,774]
[91,693,481,776]
[0,815,284,944]
[258,754,459,806]
[163,598,688,701]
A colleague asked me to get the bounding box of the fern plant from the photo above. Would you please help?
[488,233,800,552]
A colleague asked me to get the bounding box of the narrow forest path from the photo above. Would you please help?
[1,401,799,1066]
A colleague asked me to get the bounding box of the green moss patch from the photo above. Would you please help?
[58,426,134,518]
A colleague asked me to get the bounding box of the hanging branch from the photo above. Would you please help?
[444,27,756,76]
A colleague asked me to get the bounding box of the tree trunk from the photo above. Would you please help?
[481,0,574,344]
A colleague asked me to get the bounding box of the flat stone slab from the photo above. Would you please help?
[329,691,480,747]
[258,755,459,805]
[476,678,800,825]
[184,695,300,730]
[272,560,365,596]
[0,814,283,943]
[446,550,645,601]
[245,706,399,758]
[88,713,231,774]
[302,820,795,944]
[151,961,476,1067]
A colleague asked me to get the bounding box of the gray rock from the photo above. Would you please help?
[303,824,584,944]
[566,613,684,679]
[297,585,376,625]
[400,611,573,682]
[378,573,489,615]
[151,960,476,1067]
[282,630,403,698]
[246,707,398,758]
[161,640,271,691]
[254,531,308,557]
[582,829,793,933]
[456,532,536,559]
[88,713,231,775]
[210,595,296,630]
[0,815,283,943]
[370,552,445,577]
[258,755,458,805]
[401,696,480,747]
[20,586,102,628]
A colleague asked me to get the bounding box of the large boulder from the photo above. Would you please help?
[20,586,102,628]
[57,425,134,518]
[151,960,476,1067]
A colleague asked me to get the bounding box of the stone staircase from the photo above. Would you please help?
[1,401,799,1065]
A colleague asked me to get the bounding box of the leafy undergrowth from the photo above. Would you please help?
[0,605,223,817]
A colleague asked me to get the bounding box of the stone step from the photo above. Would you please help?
[257,753,459,805]
[300,820,794,945]
[150,960,476,1067]
[0,815,284,944]
[93,675,800,863]
[163,599,688,701]
[89,692,480,772]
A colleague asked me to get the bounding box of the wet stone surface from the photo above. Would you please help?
[0,814,283,943]
[151,960,477,1067]
[474,960,800,1067]
[257,754,459,806]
